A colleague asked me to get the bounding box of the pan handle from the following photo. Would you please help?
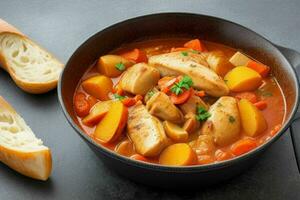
[276,44,300,172]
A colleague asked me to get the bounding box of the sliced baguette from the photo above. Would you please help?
[0,96,52,180]
[0,19,63,94]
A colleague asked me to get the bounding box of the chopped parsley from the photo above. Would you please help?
[191,50,199,54]
[229,115,235,123]
[181,51,188,56]
[146,90,155,99]
[113,93,125,100]
[170,75,193,95]
[196,106,211,122]
[115,62,125,71]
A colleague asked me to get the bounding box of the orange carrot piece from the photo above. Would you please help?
[231,139,257,156]
[87,96,98,108]
[122,98,136,107]
[247,60,270,77]
[195,90,206,97]
[121,48,148,63]
[184,39,206,52]
[235,92,258,103]
[270,124,282,136]
[170,47,190,52]
[170,88,192,104]
[74,92,91,117]
[254,100,268,110]
[130,154,148,162]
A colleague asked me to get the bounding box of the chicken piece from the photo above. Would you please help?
[146,92,184,124]
[206,51,234,77]
[201,96,241,146]
[119,63,160,95]
[189,135,215,156]
[127,103,167,157]
[179,94,209,115]
[148,52,229,97]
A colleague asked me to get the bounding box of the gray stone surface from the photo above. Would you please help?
[0,0,299,199]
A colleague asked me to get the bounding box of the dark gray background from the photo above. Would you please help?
[0,0,299,199]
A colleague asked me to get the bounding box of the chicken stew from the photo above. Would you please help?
[73,38,285,166]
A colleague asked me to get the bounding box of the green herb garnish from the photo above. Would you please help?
[229,115,235,123]
[181,51,188,56]
[146,90,155,99]
[191,50,199,54]
[115,62,125,71]
[170,75,193,95]
[195,106,211,122]
[113,93,125,100]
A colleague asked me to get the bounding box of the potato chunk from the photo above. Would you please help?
[146,92,183,124]
[97,55,134,77]
[82,75,113,100]
[159,143,197,166]
[163,121,188,142]
[119,63,160,95]
[127,103,167,157]
[229,52,251,67]
[224,66,262,92]
[201,96,241,146]
[238,99,267,136]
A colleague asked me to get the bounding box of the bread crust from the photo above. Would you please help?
[0,19,63,94]
[0,96,52,180]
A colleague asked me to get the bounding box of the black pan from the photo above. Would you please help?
[58,13,300,188]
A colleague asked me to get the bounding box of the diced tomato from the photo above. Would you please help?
[74,92,90,117]
[184,39,206,52]
[170,88,192,104]
[235,92,258,103]
[254,100,268,110]
[121,48,148,63]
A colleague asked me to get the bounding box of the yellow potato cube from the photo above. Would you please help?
[238,99,267,137]
[224,66,262,92]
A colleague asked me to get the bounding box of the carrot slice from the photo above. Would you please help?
[122,98,136,107]
[121,48,148,63]
[254,100,268,110]
[235,92,258,103]
[231,139,257,156]
[184,39,206,52]
[134,95,143,102]
[170,47,190,52]
[247,60,270,77]
[87,96,98,108]
[74,92,90,117]
[170,88,192,104]
[130,154,148,162]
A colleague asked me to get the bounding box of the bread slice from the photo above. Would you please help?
[0,19,63,94]
[0,96,52,180]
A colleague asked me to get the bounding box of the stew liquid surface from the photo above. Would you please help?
[73,38,286,166]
